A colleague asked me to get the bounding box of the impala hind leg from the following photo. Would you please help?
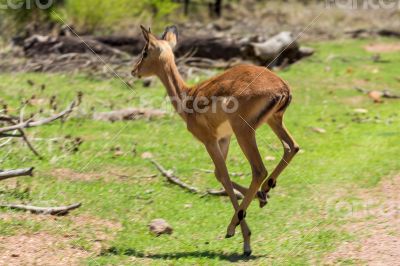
[219,138,267,207]
[260,113,299,208]
[206,140,252,256]
[226,125,267,237]
[218,137,252,256]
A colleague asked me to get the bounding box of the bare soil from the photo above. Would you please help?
[0,213,122,266]
[325,175,400,265]
[52,168,102,182]
[0,232,89,266]
[51,167,149,182]
[364,43,400,53]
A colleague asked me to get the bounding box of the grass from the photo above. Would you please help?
[0,38,399,265]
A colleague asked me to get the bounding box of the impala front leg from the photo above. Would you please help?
[218,137,252,255]
[226,125,268,236]
[205,140,252,255]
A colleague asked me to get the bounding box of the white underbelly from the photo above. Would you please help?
[216,121,233,138]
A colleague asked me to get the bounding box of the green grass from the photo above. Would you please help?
[0,38,399,265]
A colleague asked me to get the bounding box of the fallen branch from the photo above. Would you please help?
[206,189,244,199]
[354,87,400,103]
[195,168,245,177]
[0,167,34,181]
[345,28,400,39]
[0,202,81,215]
[18,129,42,159]
[150,159,200,193]
[93,108,166,122]
[149,159,243,199]
[0,101,76,134]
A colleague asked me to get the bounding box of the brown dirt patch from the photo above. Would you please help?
[341,95,366,106]
[364,43,400,53]
[0,212,122,265]
[0,232,89,266]
[52,168,102,181]
[51,167,153,182]
[325,175,400,265]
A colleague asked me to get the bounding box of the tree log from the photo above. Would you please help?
[18,32,313,68]
[23,35,124,57]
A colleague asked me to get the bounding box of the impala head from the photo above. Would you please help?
[131,25,178,78]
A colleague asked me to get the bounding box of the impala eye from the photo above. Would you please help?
[143,51,148,58]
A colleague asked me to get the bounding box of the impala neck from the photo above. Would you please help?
[156,59,188,120]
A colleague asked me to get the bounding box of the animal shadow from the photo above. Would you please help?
[102,247,266,262]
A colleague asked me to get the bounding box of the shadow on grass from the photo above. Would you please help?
[101,247,266,262]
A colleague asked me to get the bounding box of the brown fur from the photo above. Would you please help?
[131,25,299,256]
[189,64,290,98]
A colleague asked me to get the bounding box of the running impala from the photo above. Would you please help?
[131,25,299,256]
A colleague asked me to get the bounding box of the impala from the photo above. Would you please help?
[131,25,299,256]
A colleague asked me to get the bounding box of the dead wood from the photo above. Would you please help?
[0,122,43,159]
[0,167,34,181]
[345,29,400,39]
[93,108,166,122]
[15,32,312,71]
[0,202,81,215]
[248,31,314,66]
[175,36,242,60]
[94,36,145,54]
[23,35,125,57]
[149,159,243,199]
[205,189,244,199]
[14,128,42,159]
[195,168,244,177]
[150,159,200,193]
[354,87,400,99]
[250,32,297,61]
[0,101,76,134]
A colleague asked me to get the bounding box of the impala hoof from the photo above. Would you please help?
[259,200,267,208]
[243,250,252,257]
[225,233,234,238]
[226,224,236,238]
[258,191,269,208]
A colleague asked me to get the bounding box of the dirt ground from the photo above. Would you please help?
[0,232,89,266]
[1,175,397,265]
[0,213,121,266]
[324,175,399,265]
[364,43,400,53]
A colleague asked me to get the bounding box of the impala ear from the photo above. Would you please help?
[162,25,178,49]
[140,25,149,42]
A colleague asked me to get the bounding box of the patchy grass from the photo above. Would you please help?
[0,38,399,265]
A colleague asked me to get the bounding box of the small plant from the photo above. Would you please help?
[0,0,180,35]
[0,0,59,32]
[55,0,179,33]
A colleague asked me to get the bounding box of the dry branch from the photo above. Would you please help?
[0,101,76,134]
[150,159,200,193]
[206,189,244,199]
[195,168,244,177]
[0,167,34,181]
[354,87,400,99]
[0,202,81,215]
[93,108,166,122]
[17,129,42,159]
[149,159,243,199]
